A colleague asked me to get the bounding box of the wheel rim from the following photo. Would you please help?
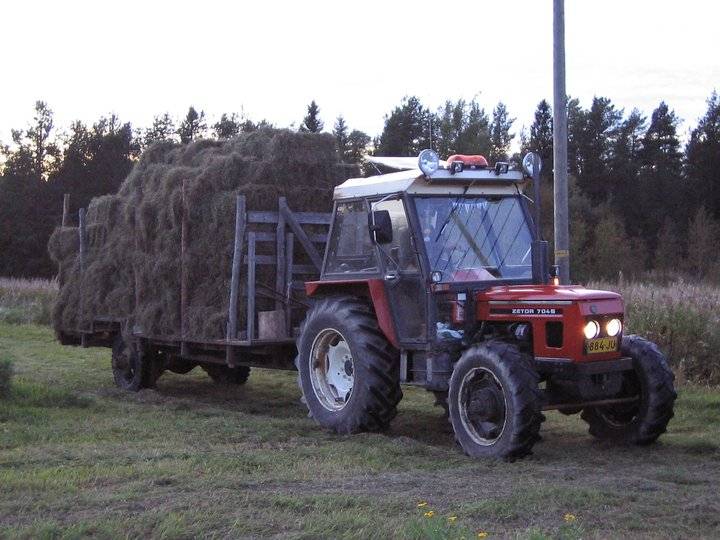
[309,328,355,411]
[458,367,507,446]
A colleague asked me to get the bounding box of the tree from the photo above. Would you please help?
[687,206,718,279]
[376,96,432,156]
[177,106,207,144]
[347,130,371,163]
[333,116,349,160]
[685,92,720,219]
[488,102,515,163]
[522,99,553,176]
[455,99,491,156]
[608,108,646,235]
[213,113,241,139]
[653,217,683,276]
[592,212,647,280]
[637,102,684,242]
[300,100,323,133]
[435,100,466,158]
[143,113,176,147]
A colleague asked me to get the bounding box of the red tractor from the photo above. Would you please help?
[295,150,676,460]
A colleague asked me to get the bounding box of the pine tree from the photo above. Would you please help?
[685,92,720,219]
[143,113,176,147]
[455,99,490,156]
[488,102,515,164]
[300,100,323,133]
[687,206,719,279]
[177,106,207,144]
[347,130,371,162]
[213,113,241,139]
[522,99,553,176]
[653,217,683,276]
[376,96,432,156]
[333,116,349,161]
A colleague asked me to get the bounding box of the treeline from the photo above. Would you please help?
[1,94,719,282]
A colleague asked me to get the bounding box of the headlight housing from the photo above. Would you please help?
[606,318,622,337]
[583,320,600,340]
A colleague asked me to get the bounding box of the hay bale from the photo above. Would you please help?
[49,129,341,340]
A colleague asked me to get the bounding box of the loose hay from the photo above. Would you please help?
[49,129,345,340]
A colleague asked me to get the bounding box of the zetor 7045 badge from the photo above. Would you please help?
[491,307,563,315]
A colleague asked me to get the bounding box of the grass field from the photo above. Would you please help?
[1,323,719,539]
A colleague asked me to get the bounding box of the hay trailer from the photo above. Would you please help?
[57,195,333,386]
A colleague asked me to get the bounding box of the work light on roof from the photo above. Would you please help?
[522,152,542,178]
[418,149,439,177]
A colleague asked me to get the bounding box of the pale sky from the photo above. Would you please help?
[1,0,718,147]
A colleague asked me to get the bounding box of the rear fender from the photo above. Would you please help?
[305,279,399,348]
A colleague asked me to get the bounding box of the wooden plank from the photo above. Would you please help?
[248,210,332,225]
[254,231,326,243]
[180,180,189,358]
[78,208,86,271]
[246,232,256,342]
[62,194,70,226]
[226,195,246,366]
[284,232,294,334]
[279,199,323,270]
[275,197,286,311]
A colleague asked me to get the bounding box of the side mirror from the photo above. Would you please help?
[368,210,393,244]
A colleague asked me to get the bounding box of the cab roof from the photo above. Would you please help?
[334,158,528,200]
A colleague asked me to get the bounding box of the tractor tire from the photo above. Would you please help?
[202,364,251,385]
[296,295,402,434]
[111,335,163,391]
[448,340,544,461]
[581,335,676,445]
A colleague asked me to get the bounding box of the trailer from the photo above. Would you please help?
[58,196,332,387]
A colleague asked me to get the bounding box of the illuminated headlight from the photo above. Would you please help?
[606,318,622,337]
[583,320,600,340]
[418,149,440,177]
[430,270,443,283]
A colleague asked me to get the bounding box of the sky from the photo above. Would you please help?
[1,0,718,148]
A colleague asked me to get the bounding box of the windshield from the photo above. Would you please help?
[415,195,533,282]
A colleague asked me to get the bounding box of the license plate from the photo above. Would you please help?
[586,336,618,354]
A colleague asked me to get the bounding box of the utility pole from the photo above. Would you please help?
[553,0,570,284]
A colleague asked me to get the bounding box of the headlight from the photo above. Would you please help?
[606,318,622,337]
[583,320,600,340]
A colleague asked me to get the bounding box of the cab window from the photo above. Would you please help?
[324,201,379,275]
[371,198,419,272]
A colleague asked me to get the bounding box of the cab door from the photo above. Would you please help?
[371,197,428,345]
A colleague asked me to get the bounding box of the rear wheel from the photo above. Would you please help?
[111,336,162,391]
[202,364,251,385]
[581,335,676,444]
[296,295,402,434]
[448,341,543,461]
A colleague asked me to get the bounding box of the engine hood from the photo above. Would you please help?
[477,284,622,303]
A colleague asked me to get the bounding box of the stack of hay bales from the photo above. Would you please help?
[49,129,345,340]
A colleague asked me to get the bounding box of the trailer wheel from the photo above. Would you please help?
[581,335,676,445]
[296,295,402,434]
[202,364,251,385]
[448,341,543,461]
[111,336,162,391]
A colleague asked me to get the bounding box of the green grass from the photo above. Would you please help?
[0,278,56,326]
[1,323,719,538]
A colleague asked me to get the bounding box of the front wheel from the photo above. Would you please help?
[448,341,543,461]
[296,296,402,434]
[581,335,676,444]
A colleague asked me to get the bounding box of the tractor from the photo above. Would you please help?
[295,150,676,460]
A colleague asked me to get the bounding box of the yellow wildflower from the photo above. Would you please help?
[477,532,489,538]
[417,501,428,508]
[424,511,435,518]
[564,513,577,523]
[448,516,458,523]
